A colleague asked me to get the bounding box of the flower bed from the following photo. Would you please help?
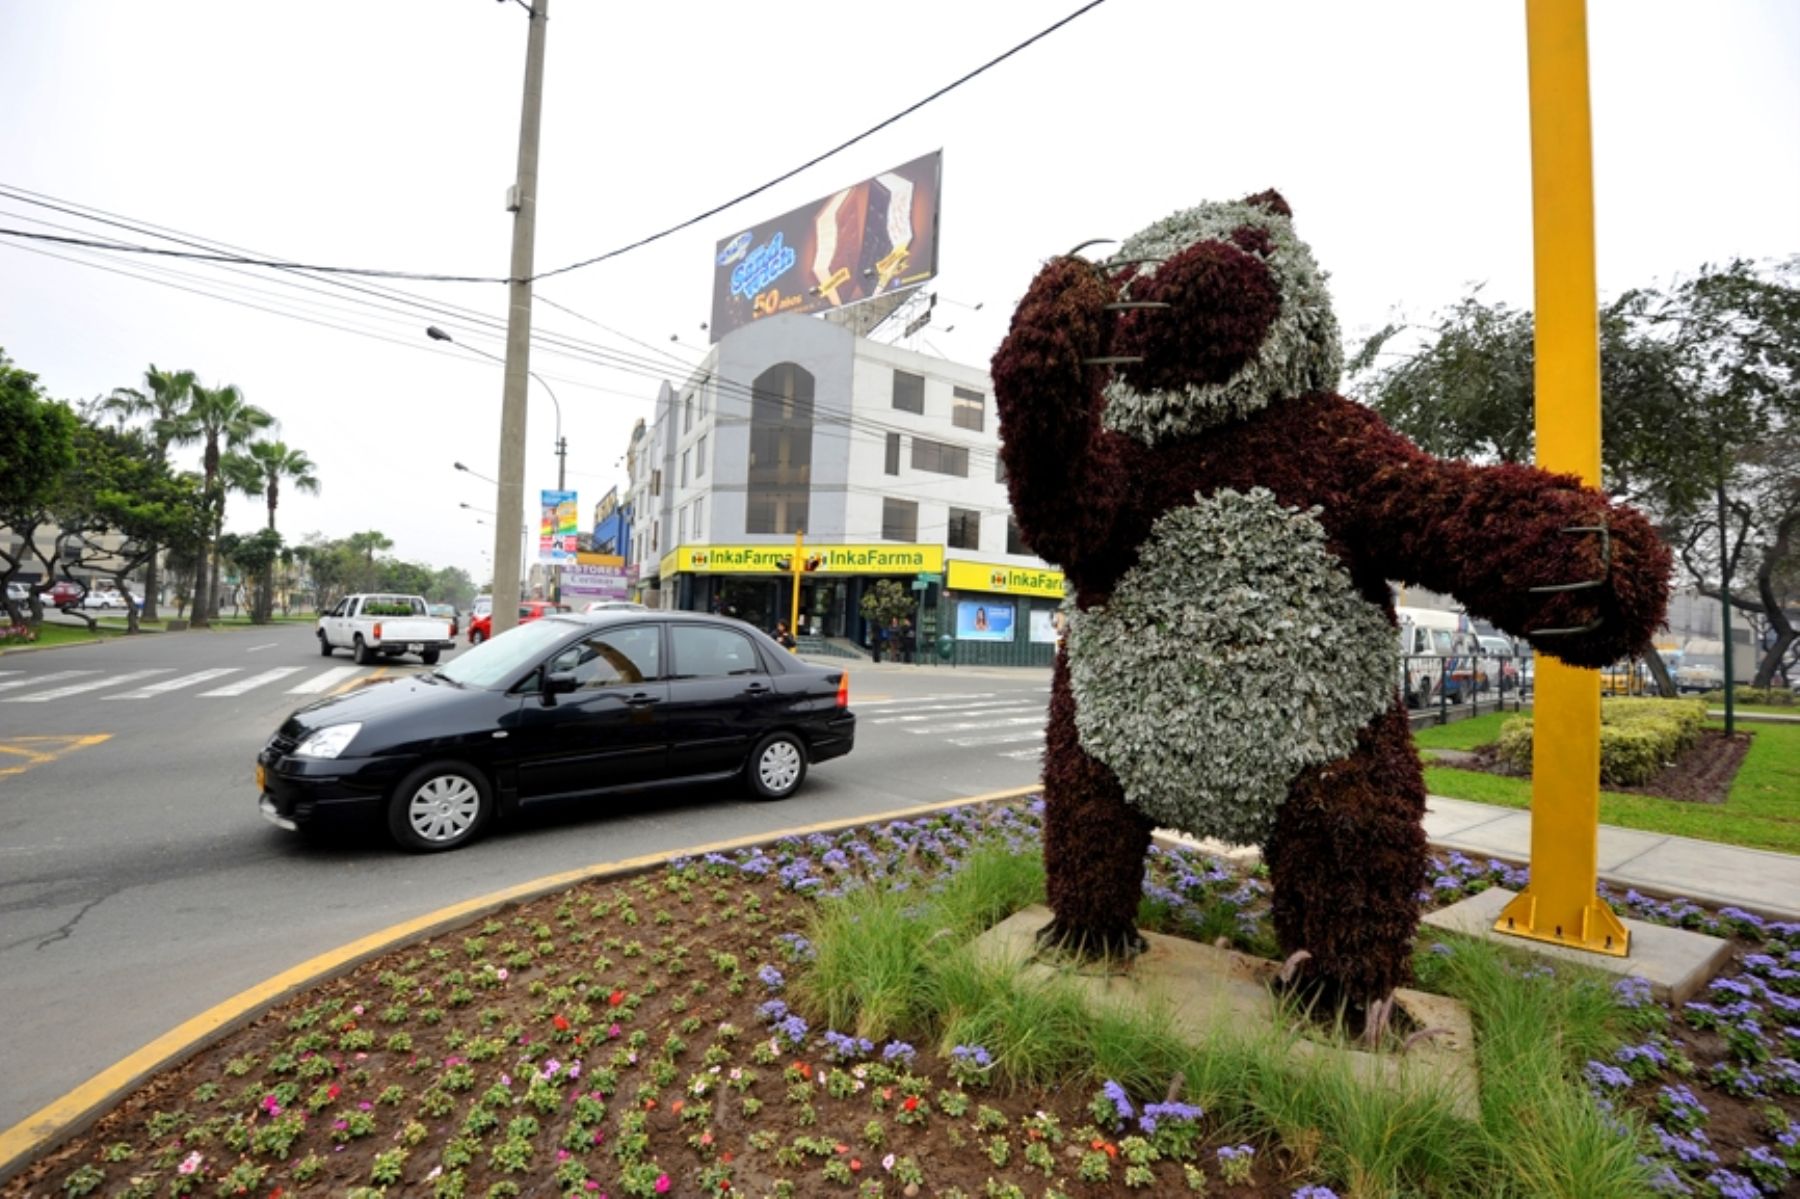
[5,802,1796,1198]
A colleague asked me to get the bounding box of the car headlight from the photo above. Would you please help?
[294,723,363,760]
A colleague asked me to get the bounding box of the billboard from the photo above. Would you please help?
[955,600,1014,642]
[710,151,942,341]
[562,554,629,603]
[539,489,578,564]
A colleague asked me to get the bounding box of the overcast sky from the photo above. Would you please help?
[2,1,1795,583]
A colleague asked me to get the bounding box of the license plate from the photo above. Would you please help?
[256,763,267,791]
[407,643,422,653]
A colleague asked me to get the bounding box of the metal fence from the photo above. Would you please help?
[1402,652,1530,725]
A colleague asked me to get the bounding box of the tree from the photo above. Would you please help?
[100,364,196,619]
[0,350,78,627]
[217,529,284,624]
[858,579,916,660]
[346,529,394,565]
[428,565,478,609]
[240,440,320,532]
[1352,258,1799,688]
[167,382,272,626]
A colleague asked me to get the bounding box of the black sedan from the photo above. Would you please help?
[257,611,855,852]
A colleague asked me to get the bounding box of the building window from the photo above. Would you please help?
[651,469,661,497]
[952,386,985,432]
[696,435,707,478]
[995,455,1007,484]
[747,362,814,535]
[678,507,687,544]
[948,507,980,550]
[1007,516,1030,555]
[910,437,969,477]
[892,369,924,414]
[680,449,690,488]
[693,496,704,540]
[683,393,694,432]
[882,498,918,542]
[885,432,901,476]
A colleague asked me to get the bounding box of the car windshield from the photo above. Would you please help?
[436,618,577,689]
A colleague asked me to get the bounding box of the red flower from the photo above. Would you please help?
[553,1014,571,1031]
[850,1159,863,1173]
[902,1095,919,1113]
[608,990,626,1007]
[643,1098,658,1110]
[326,1084,340,1100]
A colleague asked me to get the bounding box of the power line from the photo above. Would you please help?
[531,0,1110,282]
[0,225,507,282]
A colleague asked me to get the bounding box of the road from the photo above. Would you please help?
[0,623,1048,1130]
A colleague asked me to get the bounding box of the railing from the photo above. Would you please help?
[1402,652,1530,725]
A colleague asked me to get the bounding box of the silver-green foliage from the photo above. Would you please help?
[1067,489,1393,845]
[1099,199,1342,445]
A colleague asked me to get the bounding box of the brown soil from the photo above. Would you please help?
[1462,729,1753,804]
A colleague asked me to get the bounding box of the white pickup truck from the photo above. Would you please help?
[317,594,455,665]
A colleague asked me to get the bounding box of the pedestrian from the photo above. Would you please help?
[900,615,916,664]
[870,620,886,663]
[774,620,798,651]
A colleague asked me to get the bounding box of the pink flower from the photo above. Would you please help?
[654,1174,671,1194]
[178,1151,203,1176]
[608,1024,622,1039]
[882,1154,896,1171]
[496,967,510,981]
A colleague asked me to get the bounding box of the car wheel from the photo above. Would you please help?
[746,732,808,800]
[470,629,487,645]
[421,649,441,666]
[318,633,334,657]
[353,635,374,665]
[387,762,492,852]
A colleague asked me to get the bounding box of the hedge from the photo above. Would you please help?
[1494,697,1708,786]
[1700,685,1797,708]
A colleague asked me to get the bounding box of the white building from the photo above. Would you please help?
[626,313,1063,659]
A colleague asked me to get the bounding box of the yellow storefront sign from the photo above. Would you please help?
[664,543,945,576]
[945,559,1066,599]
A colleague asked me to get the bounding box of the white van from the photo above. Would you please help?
[1397,606,1483,708]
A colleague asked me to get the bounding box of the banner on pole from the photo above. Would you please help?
[540,490,578,564]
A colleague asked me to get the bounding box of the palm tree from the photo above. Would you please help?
[101,365,196,619]
[170,383,272,625]
[245,440,320,533]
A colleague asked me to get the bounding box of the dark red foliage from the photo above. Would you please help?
[1114,240,1281,395]
[991,221,1672,1004]
[1241,189,1293,218]
[1228,224,1275,258]
[1266,700,1428,1005]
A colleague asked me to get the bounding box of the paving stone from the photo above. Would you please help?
[1421,887,1733,1005]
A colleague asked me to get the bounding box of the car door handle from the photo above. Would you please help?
[742,682,772,695]
[627,693,661,707]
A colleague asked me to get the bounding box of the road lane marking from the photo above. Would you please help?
[331,666,387,695]
[0,734,111,778]
[198,667,305,697]
[851,693,997,708]
[3,670,170,703]
[903,715,1048,735]
[870,703,1045,724]
[999,747,1045,760]
[244,642,279,653]
[948,729,1046,747]
[0,670,95,694]
[103,669,240,700]
[288,666,360,694]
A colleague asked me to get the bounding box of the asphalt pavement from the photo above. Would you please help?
[0,624,1049,1130]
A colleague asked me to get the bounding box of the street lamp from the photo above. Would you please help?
[460,501,495,516]
[454,461,498,487]
[430,328,567,492]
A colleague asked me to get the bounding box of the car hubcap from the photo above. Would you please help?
[759,741,801,792]
[408,776,480,842]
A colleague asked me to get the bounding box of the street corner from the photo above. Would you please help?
[0,734,111,779]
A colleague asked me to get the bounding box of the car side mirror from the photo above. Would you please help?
[542,670,579,702]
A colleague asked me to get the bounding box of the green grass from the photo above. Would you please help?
[1415,709,1800,853]
[802,846,1658,1196]
[0,621,121,652]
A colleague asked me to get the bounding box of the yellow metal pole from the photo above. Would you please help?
[789,530,805,645]
[1495,0,1628,956]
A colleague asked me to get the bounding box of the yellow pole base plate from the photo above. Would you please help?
[1494,889,1630,957]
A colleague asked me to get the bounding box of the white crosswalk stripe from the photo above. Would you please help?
[999,747,1045,760]
[199,667,306,697]
[869,702,1045,724]
[904,714,1047,735]
[287,666,362,694]
[4,669,171,703]
[104,668,240,700]
[0,670,95,693]
[948,728,1046,747]
[852,693,998,708]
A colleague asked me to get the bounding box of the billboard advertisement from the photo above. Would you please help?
[710,151,942,341]
[539,489,578,564]
[955,600,1014,642]
[562,555,629,603]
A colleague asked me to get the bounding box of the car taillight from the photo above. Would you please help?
[836,673,849,708]
[373,622,383,640]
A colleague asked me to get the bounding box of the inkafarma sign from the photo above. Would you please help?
[945,560,1065,599]
[709,151,942,341]
[670,543,945,575]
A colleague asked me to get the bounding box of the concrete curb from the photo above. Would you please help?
[0,785,1040,1187]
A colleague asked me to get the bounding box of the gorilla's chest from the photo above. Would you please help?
[1065,488,1395,846]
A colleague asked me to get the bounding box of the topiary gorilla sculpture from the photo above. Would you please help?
[991,190,1670,1010]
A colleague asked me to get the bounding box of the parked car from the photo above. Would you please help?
[80,588,139,610]
[1477,634,1520,690]
[467,600,570,645]
[583,600,647,614]
[256,611,856,851]
[46,580,86,610]
[5,581,30,605]
[428,603,460,637]
[316,593,456,665]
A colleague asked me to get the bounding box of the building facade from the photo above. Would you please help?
[627,314,1065,658]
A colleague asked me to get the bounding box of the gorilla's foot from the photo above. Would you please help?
[1034,917,1148,960]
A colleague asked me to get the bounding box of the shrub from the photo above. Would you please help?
[1701,685,1796,707]
[1492,698,1708,786]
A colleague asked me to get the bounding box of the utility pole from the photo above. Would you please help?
[553,434,568,605]
[775,531,821,650]
[491,0,549,635]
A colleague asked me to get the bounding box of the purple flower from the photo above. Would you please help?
[1137,1100,1202,1135]
[1612,976,1655,1009]
[757,964,785,991]
[773,1014,809,1048]
[881,1041,916,1068]
[951,1044,992,1069]
[1700,1170,1758,1199]
[1584,1060,1632,1090]
[756,999,789,1025]
[1291,1189,1340,1199]
[822,1030,873,1063]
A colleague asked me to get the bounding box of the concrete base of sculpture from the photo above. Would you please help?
[970,905,1480,1121]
